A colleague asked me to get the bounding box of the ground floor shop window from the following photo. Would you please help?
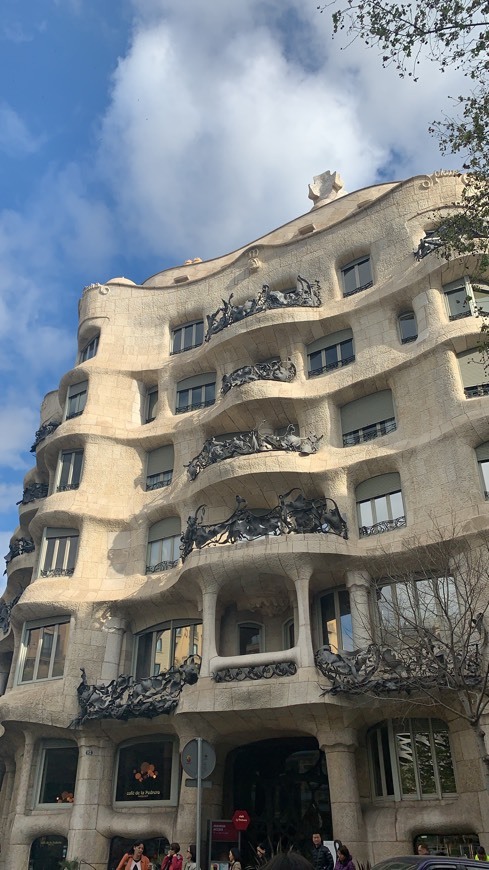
[413,834,479,858]
[108,837,170,870]
[368,718,456,800]
[115,738,178,805]
[29,835,67,870]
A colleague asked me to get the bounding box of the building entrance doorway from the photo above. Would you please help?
[29,835,67,870]
[226,736,331,861]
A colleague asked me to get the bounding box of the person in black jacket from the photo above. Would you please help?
[311,834,333,870]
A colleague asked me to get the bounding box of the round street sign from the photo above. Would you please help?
[181,739,216,779]
[232,809,251,831]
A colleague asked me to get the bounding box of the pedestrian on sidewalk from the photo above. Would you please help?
[162,844,183,870]
[334,845,355,870]
[311,833,333,870]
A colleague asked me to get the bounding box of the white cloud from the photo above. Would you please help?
[96,0,466,264]
[0,102,43,156]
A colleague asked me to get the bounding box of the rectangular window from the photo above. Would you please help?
[444,277,472,321]
[38,744,78,805]
[457,348,489,398]
[19,619,70,683]
[341,390,396,447]
[66,382,87,420]
[146,534,180,573]
[146,445,174,491]
[342,256,373,297]
[171,320,204,355]
[115,739,178,804]
[479,460,489,498]
[308,329,355,377]
[176,378,216,413]
[145,387,158,423]
[57,450,83,492]
[376,576,458,638]
[358,490,405,534]
[41,528,79,577]
[79,336,99,363]
[320,589,354,652]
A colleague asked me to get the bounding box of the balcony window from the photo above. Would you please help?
[307,328,354,377]
[239,622,263,655]
[375,575,458,640]
[40,528,79,577]
[342,256,373,297]
[356,473,406,536]
[341,389,396,447]
[115,738,179,805]
[398,312,418,344]
[320,589,354,652]
[473,285,489,315]
[135,619,202,679]
[476,443,489,499]
[457,348,489,398]
[283,618,295,648]
[18,618,70,683]
[65,382,87,420]
[37,742,78,805]
[368,718,456,800]
[78,335,99,363]
[146,445,174,491]
[171,320,204,355]
[176,372,216,414]
[56,449,83,492]
[147,518,181,573]
[145,386,158,423]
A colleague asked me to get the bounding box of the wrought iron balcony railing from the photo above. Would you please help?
[40,568,75,578]
[146,559,180,573]
[343,417,397,447]
[30,421,60,452]
[359,515,406,537]
[4,538,35,571]
[465,383,489,398]
[449,310,471,322]
[146,473,173,491]
[309,355,355,377]
[57,483,80,492]
[170,341,202,355]
[175,399,215,414]
[343,280,373,298]
[17,483,49,505]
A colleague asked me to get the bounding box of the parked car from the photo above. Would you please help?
[372,857,482,870]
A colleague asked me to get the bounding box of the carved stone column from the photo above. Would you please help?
[201,587,219,677]
[295,566,314,668]
[345,570,372,648]
[319,729,367,859]
[68,734,114,869]
[100,617,127,683]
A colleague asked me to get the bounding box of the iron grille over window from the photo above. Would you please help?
[176,373,216,414]
[41,528,79,577]
[57,449,83,492]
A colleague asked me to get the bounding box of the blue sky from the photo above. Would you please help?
[0,0,465,578]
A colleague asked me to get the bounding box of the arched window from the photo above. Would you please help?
[368,718,456,800]
[238,622,263,655]
[341,256,373,297]
[147,517,181,572]
[135,619,202,678]
[398,312,418,344]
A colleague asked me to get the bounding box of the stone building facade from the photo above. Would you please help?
[1,170,488,870]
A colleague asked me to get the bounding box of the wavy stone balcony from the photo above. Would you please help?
[30,421,60,452]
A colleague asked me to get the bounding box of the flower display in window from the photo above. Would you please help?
[134,761,158,782]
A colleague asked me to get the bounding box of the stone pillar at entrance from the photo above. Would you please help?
[68,734,114,870]
[319,730,367,861]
